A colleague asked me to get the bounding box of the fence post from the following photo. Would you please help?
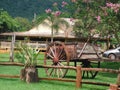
[109,84,118,90]
[117,68,120,86]
[76,66,82,88]
[9,33,16,62]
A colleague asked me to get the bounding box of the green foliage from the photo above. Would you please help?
[67,0,120,45]
[0,9,32,33]
[70,0,101,37]
[0,0,70,20]
[15,17,32,31]
[15,42,40,67]
[0,9,20,33]
[97,1,120,45]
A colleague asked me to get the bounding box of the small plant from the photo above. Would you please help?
[15,41,40,83]
[15,42,40,67]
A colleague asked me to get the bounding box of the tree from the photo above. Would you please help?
[70,0,103,38]
[97,2,120,45]
[15,17,32,31]
[0,9,20,33]
[44,1,69,42]
[68,0,120,45]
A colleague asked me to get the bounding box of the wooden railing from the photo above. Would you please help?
[0,62,120,89]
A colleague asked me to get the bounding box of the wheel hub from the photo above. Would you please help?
[53,57,59,65]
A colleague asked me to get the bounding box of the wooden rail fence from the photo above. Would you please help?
[0,62,120,90]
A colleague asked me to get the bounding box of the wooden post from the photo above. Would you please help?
[109,84,118,90]
[117,68,120,86]
[9,33,16,62]
[76,66,82,88]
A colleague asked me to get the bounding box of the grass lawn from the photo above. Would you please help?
[0,52,120,90]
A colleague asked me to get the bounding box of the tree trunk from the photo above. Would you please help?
[20,67,39,83]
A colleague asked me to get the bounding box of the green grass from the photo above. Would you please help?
[0,52,120,90]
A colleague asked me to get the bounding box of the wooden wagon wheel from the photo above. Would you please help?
[81,59,100,79]
[44,41,69,78]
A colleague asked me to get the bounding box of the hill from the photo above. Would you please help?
[0,0,69,20]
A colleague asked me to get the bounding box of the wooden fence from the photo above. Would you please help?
[0,62,120,90]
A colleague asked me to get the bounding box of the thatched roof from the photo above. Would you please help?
[0,18,75,39]
[0,18,108,42]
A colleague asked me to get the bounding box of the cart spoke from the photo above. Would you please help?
[58,63,65,77]
[58,48,64,59]
[87,71,89,78]
[46,53,54,59]
[50,47,56,58]
[82,71,85,78]
[59,52,66,60]
[48,68,54,76]
[53,44,57,56]
[57,68,60,78]
[90,71,94,77]
[58,62,64,66]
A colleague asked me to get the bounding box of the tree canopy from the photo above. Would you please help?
[67,0,120,45]
[0,9,32,33]
[0,9,19,33]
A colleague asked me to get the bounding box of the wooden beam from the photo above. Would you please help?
[39,77,76,82]
[76,66,82,88]
[82,81,110,86]
[0,74,19,78]
[36,65,76,70]
[0,62,24,66]
[82,68,120,74]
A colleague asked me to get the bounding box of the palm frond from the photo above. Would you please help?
[15,42,40,67]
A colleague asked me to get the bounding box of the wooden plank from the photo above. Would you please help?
[0,74,19,78]
[39,77,76,82]
[0,62,24,66]
[36,65,76,70]
[70,58,120,62]
[82,81,110,86]
[88,58,120,62]
[82,68,120,74]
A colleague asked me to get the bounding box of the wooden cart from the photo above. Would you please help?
[44,39,102,79]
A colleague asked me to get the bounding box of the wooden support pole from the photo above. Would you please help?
[9,33,16,62]
[76,66,82,88]
[109,84,118,90]
[117,68,120,86]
